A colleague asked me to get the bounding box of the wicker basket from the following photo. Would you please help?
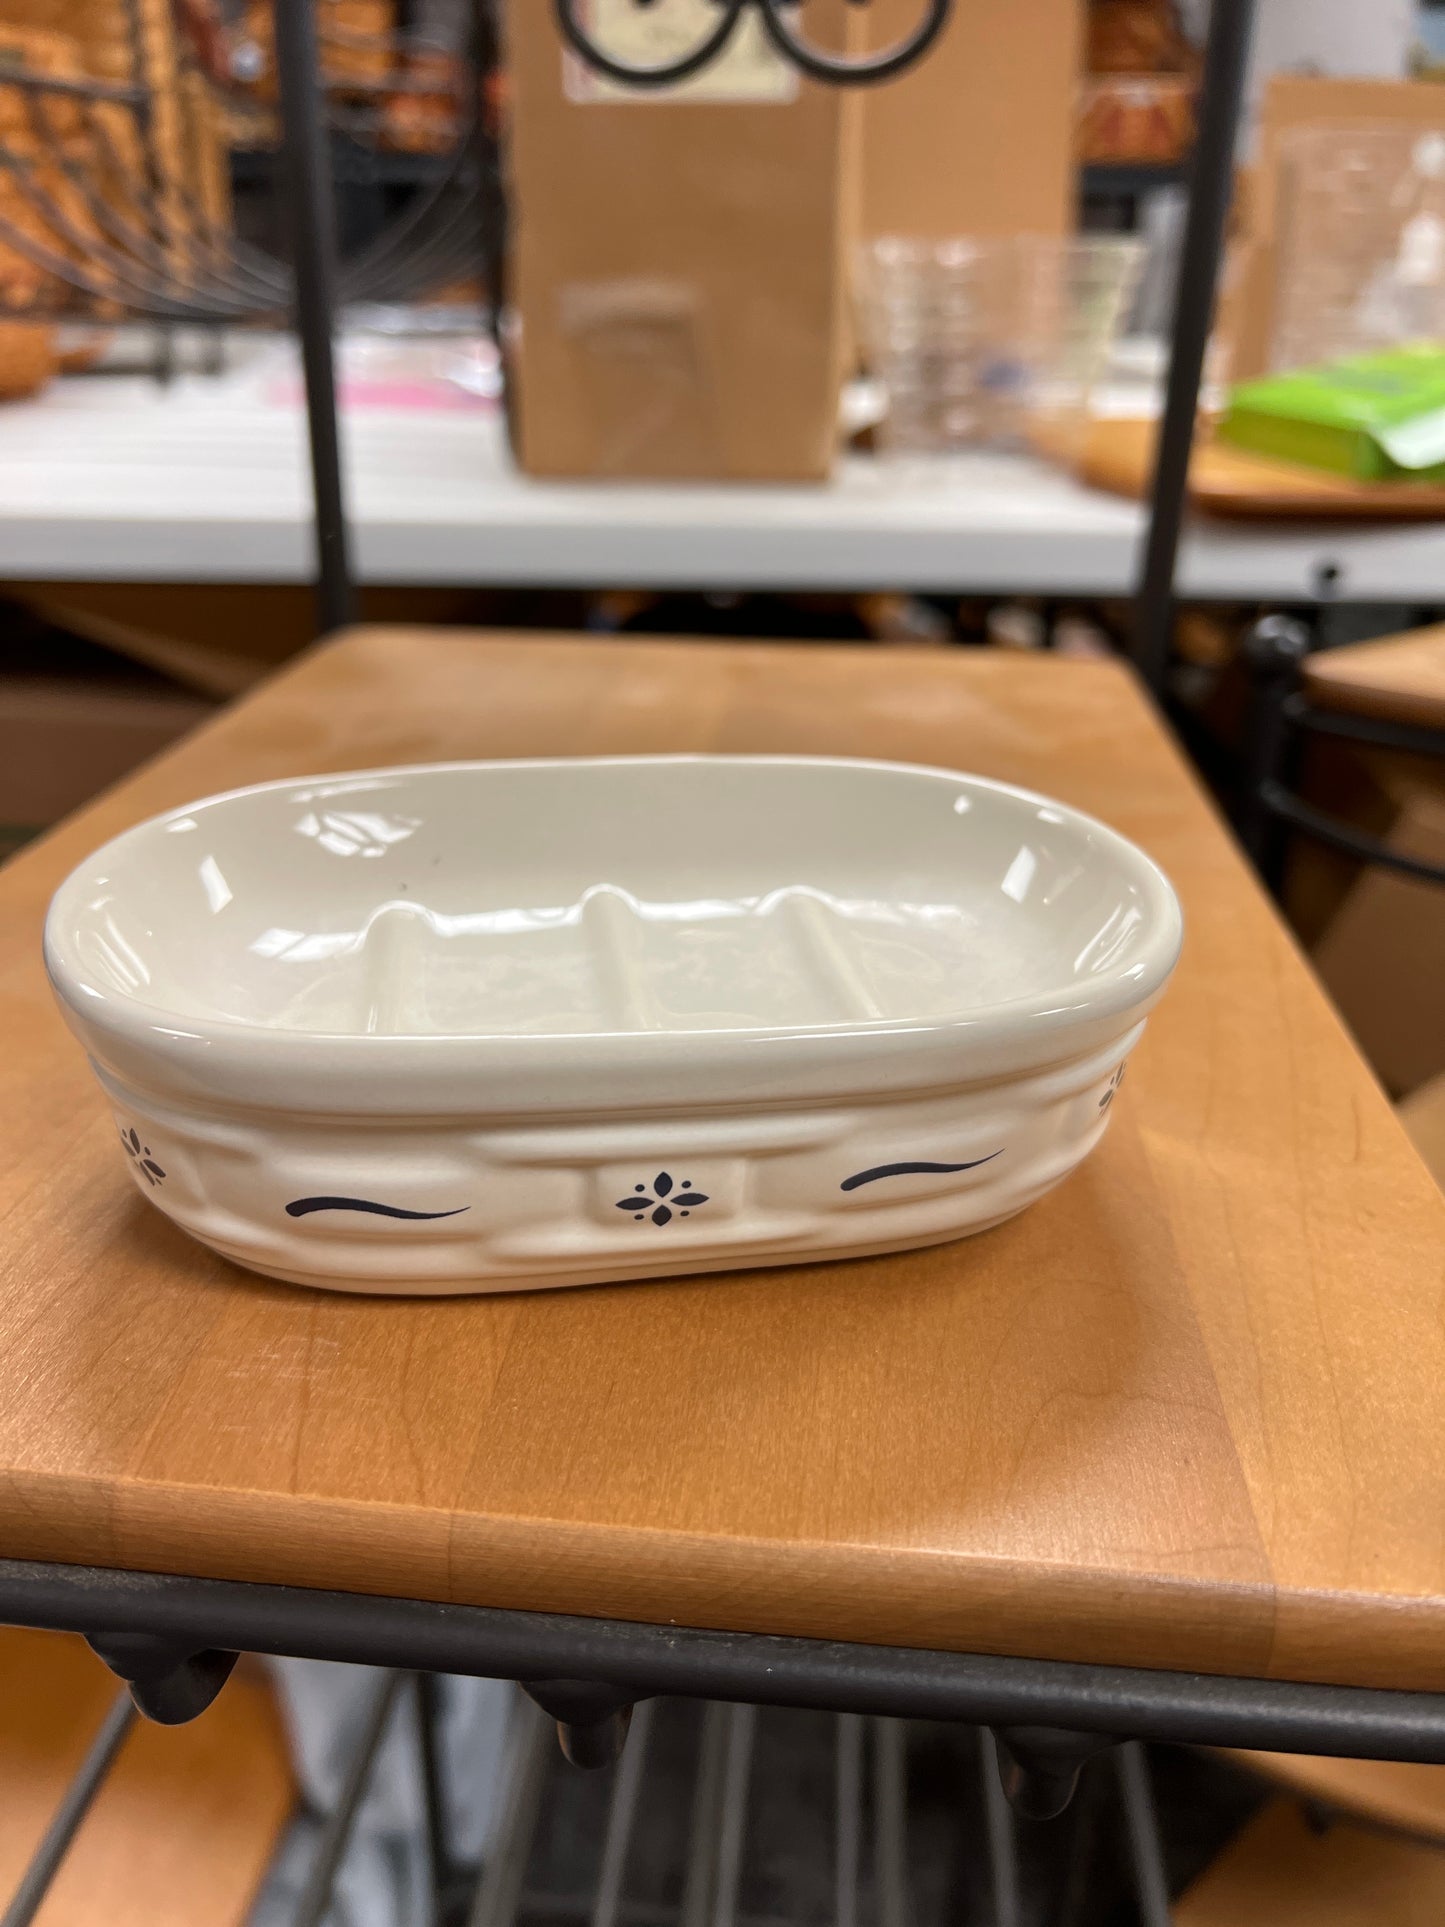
[234,0,398,101]
[0,317,56,394]
[125,0,188,256]
[379,46,461,153]
[0,24,86,138]
[0,168,60,307]
[86,91,147,180]
[20,0,228,250]
[0,122,126,309]
[0,24,89,308]
[319,0,395,93]
[2,0,135,84]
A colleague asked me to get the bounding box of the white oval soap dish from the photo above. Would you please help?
[45,756,1182,1295]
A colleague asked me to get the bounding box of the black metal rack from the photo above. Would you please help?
[1240,613,1445,890]
[6,1557,1445,1927]
[260,0,1261,691]
[0,4,492,328]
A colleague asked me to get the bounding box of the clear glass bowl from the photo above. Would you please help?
[856,234,1143,458]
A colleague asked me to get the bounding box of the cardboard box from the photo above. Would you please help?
[1225,77,1445,381]
[0,676,212,834]
[859,0,1081,241]
[503,0,861,481]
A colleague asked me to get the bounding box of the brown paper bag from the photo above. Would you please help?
[503,0,861,481]
[859,0,1082,242]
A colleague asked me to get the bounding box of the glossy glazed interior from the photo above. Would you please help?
[48,757,1178,1044]
[47,758,1182,1292]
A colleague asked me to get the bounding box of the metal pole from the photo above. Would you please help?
[591,1699,656,1927]
[1114,1742,1172,1927]
[468,1696,554,1927]
[0,1694,136,1927]
[978,1729,1021,1927]
[293,1671,406,1927]
[1056,1758,1106,1927]
[273,0,356,635]
[472,0,507,326]
[415,1672,449,1927]
[873,1718,910,1927]
[710,1704,757,1927]
[11,1560,1445,1766]
[835,1714,863,1927]
[680,1704,731,1927]
[1131,0,1257,692]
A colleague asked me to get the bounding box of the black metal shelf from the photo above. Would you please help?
[232,143,456,191]
[1081,159,1191,198]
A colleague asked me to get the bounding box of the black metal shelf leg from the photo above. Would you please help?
[978,1729,1021,1927]
[416,1672,451,1927]
[1115,1741,1172,1927]
[1132,0,1258,691]
[273,0,356,636]
[87,1632,237,1724]
[993,1727,1115,1821]
[1239,613,1314,887]
[874,1717,911,1927]
[835,1713,864,1927]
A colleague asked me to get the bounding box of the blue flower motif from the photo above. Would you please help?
[121,1125,166,1186]
[615,1172,709,1227]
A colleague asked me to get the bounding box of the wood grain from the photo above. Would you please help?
[1075,415,1445,520]
[1178,1801,1445,1927]
[1304,624,1445,733]
[0,630,1442,1689]
[1400,1075,1445,1193]
[0,1631,293,1927]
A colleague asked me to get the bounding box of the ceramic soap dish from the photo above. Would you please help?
[45,755,1182,1294]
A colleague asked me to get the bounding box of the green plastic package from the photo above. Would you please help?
[1219,345,1445,482]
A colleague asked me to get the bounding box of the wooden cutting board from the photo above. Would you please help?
[1078,415,1445,520]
